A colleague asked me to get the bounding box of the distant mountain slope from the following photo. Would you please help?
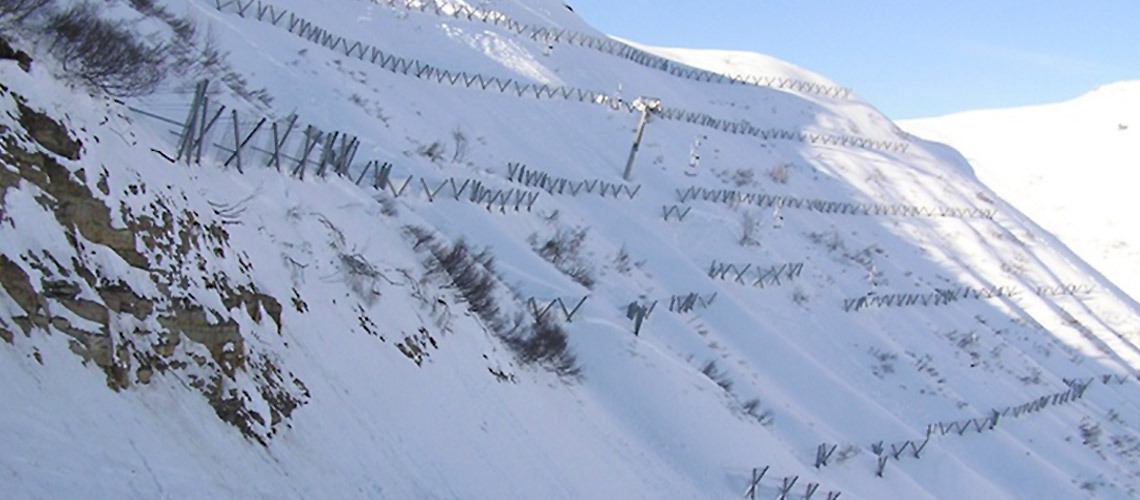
[902,81,1140,303]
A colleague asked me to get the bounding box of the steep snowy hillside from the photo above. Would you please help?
[2,1,1140,499]
[902,81,1140,305]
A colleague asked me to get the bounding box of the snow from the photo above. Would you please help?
[902,81,1140,306]
[1,0,1139,499]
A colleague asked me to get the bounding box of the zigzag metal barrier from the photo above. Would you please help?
[625,300,657,336]
[841,285,1019,313]
[159,80,368,178]
[922,379,1092,439]
[526,296,588,323]
[505,162,641,199]
[667,292,717,314]
[654,110,908,153]
[357,0,854,100]
[1034,283,1095,297]
[677,186,995,220]
[815,379,1096,479]
[139,85,543,213]
[1097,373,1134,385]
[1063,373,1135,387]
[661,204,692,222]
[623,291,719,334]
[390,174,542,212]
[743,465,842,500]
[210,0,907,153]
[708,261,805,288]
[210,0,631,106]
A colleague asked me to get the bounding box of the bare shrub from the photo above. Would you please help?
[792,287,809,306]
[740,397,774,426]
[46,3,169,96]
[1018,366,1042,385]
[411,227,581,380]
[450,126,468,163]
[834,444,859,463]
[337,253,383,306]
[738,210,762,246]
[731,168,755,187]
[611,244,643,275]
[869,348,897,378]
[428,237,499,320]
[502,313,581,380]
[417,140,447,163]
[0,0,52,23]
[767,163,790,184]
[530,226,595,289]
[808,230,845,253]
[126,0,263,105]
[1080,419,1102,447]
[700,359,733,392]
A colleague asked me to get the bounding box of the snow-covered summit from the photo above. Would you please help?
[902,81,1140,304]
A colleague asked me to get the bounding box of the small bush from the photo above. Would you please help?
[834,444,858,463]
[46,3,169,96]
[417,141,447,163]
[731,168,755,187]
[1080,419,1102,447]
[611,244,644,275]
[0,0,52,23]
[450,126,468,163]
[700,359,733,392]
[411,227,581,379]
[767,163,789,184]
[427,236,499,320]
[738,210,762,247]
[740,397,774,426]
[503,313,581,380]
[808,230,845,253]
[792,287,809,306]
[531,226,596,289]
[338,253,382,306]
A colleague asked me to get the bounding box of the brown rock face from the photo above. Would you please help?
[0,90,306,443]
[15,101,81,161]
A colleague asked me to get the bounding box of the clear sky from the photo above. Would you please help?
[565,0,1139,120]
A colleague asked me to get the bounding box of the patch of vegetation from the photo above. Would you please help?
[530,214,596,289]
[46,2,170,96]
[410,227,581,380]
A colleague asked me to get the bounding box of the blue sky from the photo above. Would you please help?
[566,0,1139,119]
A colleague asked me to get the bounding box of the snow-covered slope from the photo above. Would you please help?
[2,1,1140,499]
[902,81,1140,305]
